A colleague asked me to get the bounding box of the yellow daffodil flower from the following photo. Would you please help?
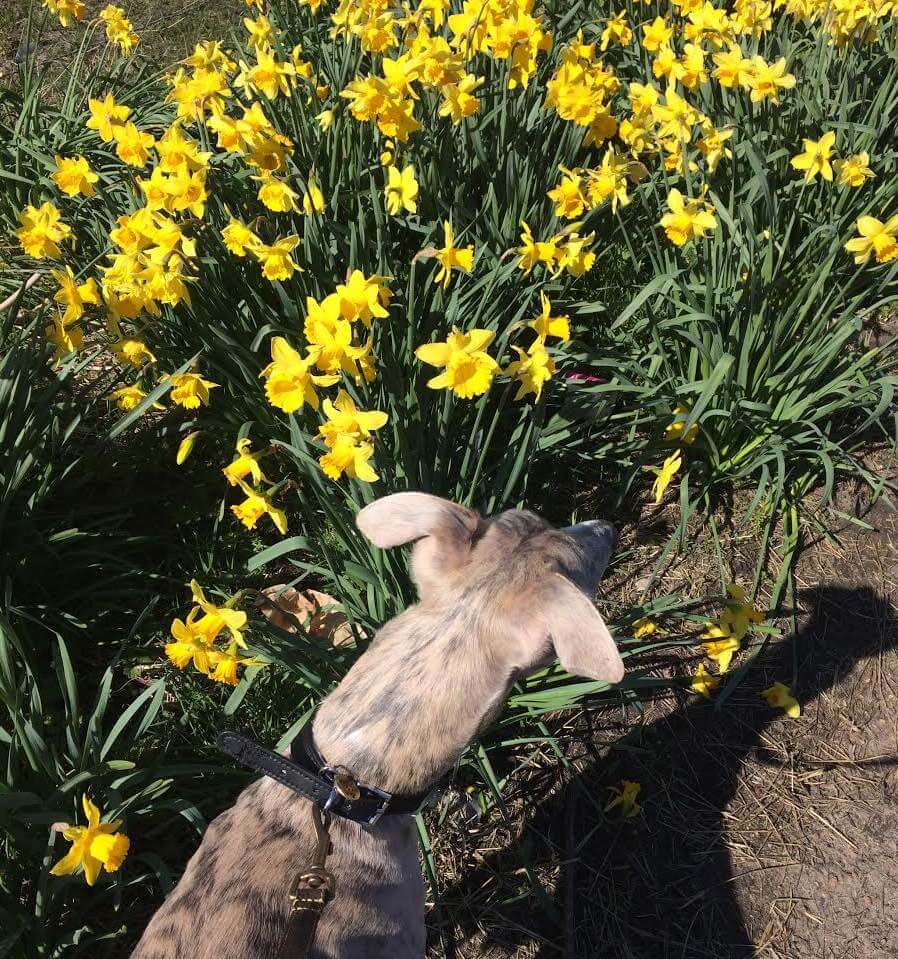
[335,270,391,326]
[222,219,261,257]
[303,177,326,214]
[109,385,154,412]
[17,202,72,259]
[529,292,570,342]
[600,11,633,50]
[433,221,474,288]
[43,0,86,27]
[632,617,659,639]
[176,431,200,464]
[52,154,99,196]
[166,608,216,672]
[415,327,499,399]
[209,644,264,686]
[701,623,740,673]
[649,450,682,504]
[252,235,302,281]
[86,93,131,142]
[45,312,83,363]
[261,336,339,413]
[664,403,699,444]
[604,780,641,818]
[304,294,369,375]
[661,189,718,246]
[223,438,268,487]
[52,267,100,324]
[100,4,139,55]
[319,434,380,483]
[720,583,765,638]
[744,56,795,104]
[189,580,248,644]
[691,662,720,699]
[439,73,484,122]
[845,215,898,265]
[318,390,388,446]
[50,795,129,885]
[761,682,800,718]
[834,153,874,188]
[112,338,156,368]
[791,131,836,182]
[167,372,218,409]
[642,17,673,52]
[385,164,419,215]
[505,340,556,401]
[231,479,288,533]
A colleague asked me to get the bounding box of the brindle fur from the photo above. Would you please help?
[131,493,623,959]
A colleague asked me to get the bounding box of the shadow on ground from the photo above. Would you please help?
[430,580,898,959]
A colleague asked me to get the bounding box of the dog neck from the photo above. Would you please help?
[311,601,513,797]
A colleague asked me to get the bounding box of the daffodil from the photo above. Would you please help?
[176,431,200,464]
[256,175,299,213]
[52,267,100,324]
[834,153,874,188]
[516,221,562,274]
[691,662,720,699]
[384,164,419,215]
[845,215,898,265]
[109,385,152,412]
[415,327,499,399]
[99,4,139,56]
[209,644,264,685]
[701,623,740,673]
[166,609,216,672]
[223,438,268,487]
[649,450,682,504]
[712,44,754,88]
[252,235,301,281]
[529,292,570,342]
[17,202,72,259]
[318,389,388,446]
[660,189,718,246]
[664,403,699,444]
[319,434,380,482]
[222,219,261,257]
[761,682,800,718]
[86,93,131,142]
[745,56,795,104]
[642,16,673,52]
[231,479,288,533]
[433,221,474,288]
[304,294,369,375]
[720,583,765,638]
[114,122,155,167]
[189,580,248,645]
[335,270,391,325]
[604,780,641,818]
[791,131,836,182]
[50,795,129,885]
[43,0,86,27]
[261,336,339,413]
[548,167,587,219]
[112,338,156,368]
[303,177,326,214]
[505,340,556,401]
[439,73,484,122]
[45,312,83,363]
[52,155,99,196]
[600,11,633,50]
[632,617,659,639]
[167,372,218,409]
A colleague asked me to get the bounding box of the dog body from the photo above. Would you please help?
[131,495,622,959]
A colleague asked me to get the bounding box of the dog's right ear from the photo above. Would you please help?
[357,492,483,596]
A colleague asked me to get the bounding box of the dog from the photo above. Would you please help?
[130,492,623,959]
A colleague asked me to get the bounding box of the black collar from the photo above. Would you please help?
[217,726,430,826]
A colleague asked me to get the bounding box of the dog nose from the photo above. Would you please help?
[571,519,618,548]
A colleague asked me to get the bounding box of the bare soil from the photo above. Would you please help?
[426,497,898,959]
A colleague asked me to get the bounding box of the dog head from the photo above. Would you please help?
[357,492,623,684]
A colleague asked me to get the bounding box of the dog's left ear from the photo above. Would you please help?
[357,492,483,596]
[519,573,624,683]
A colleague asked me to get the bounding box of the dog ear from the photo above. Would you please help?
[525,573,624,683]
[357,492,483,595]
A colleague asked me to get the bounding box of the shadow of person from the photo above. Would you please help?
[429,585,898,959]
